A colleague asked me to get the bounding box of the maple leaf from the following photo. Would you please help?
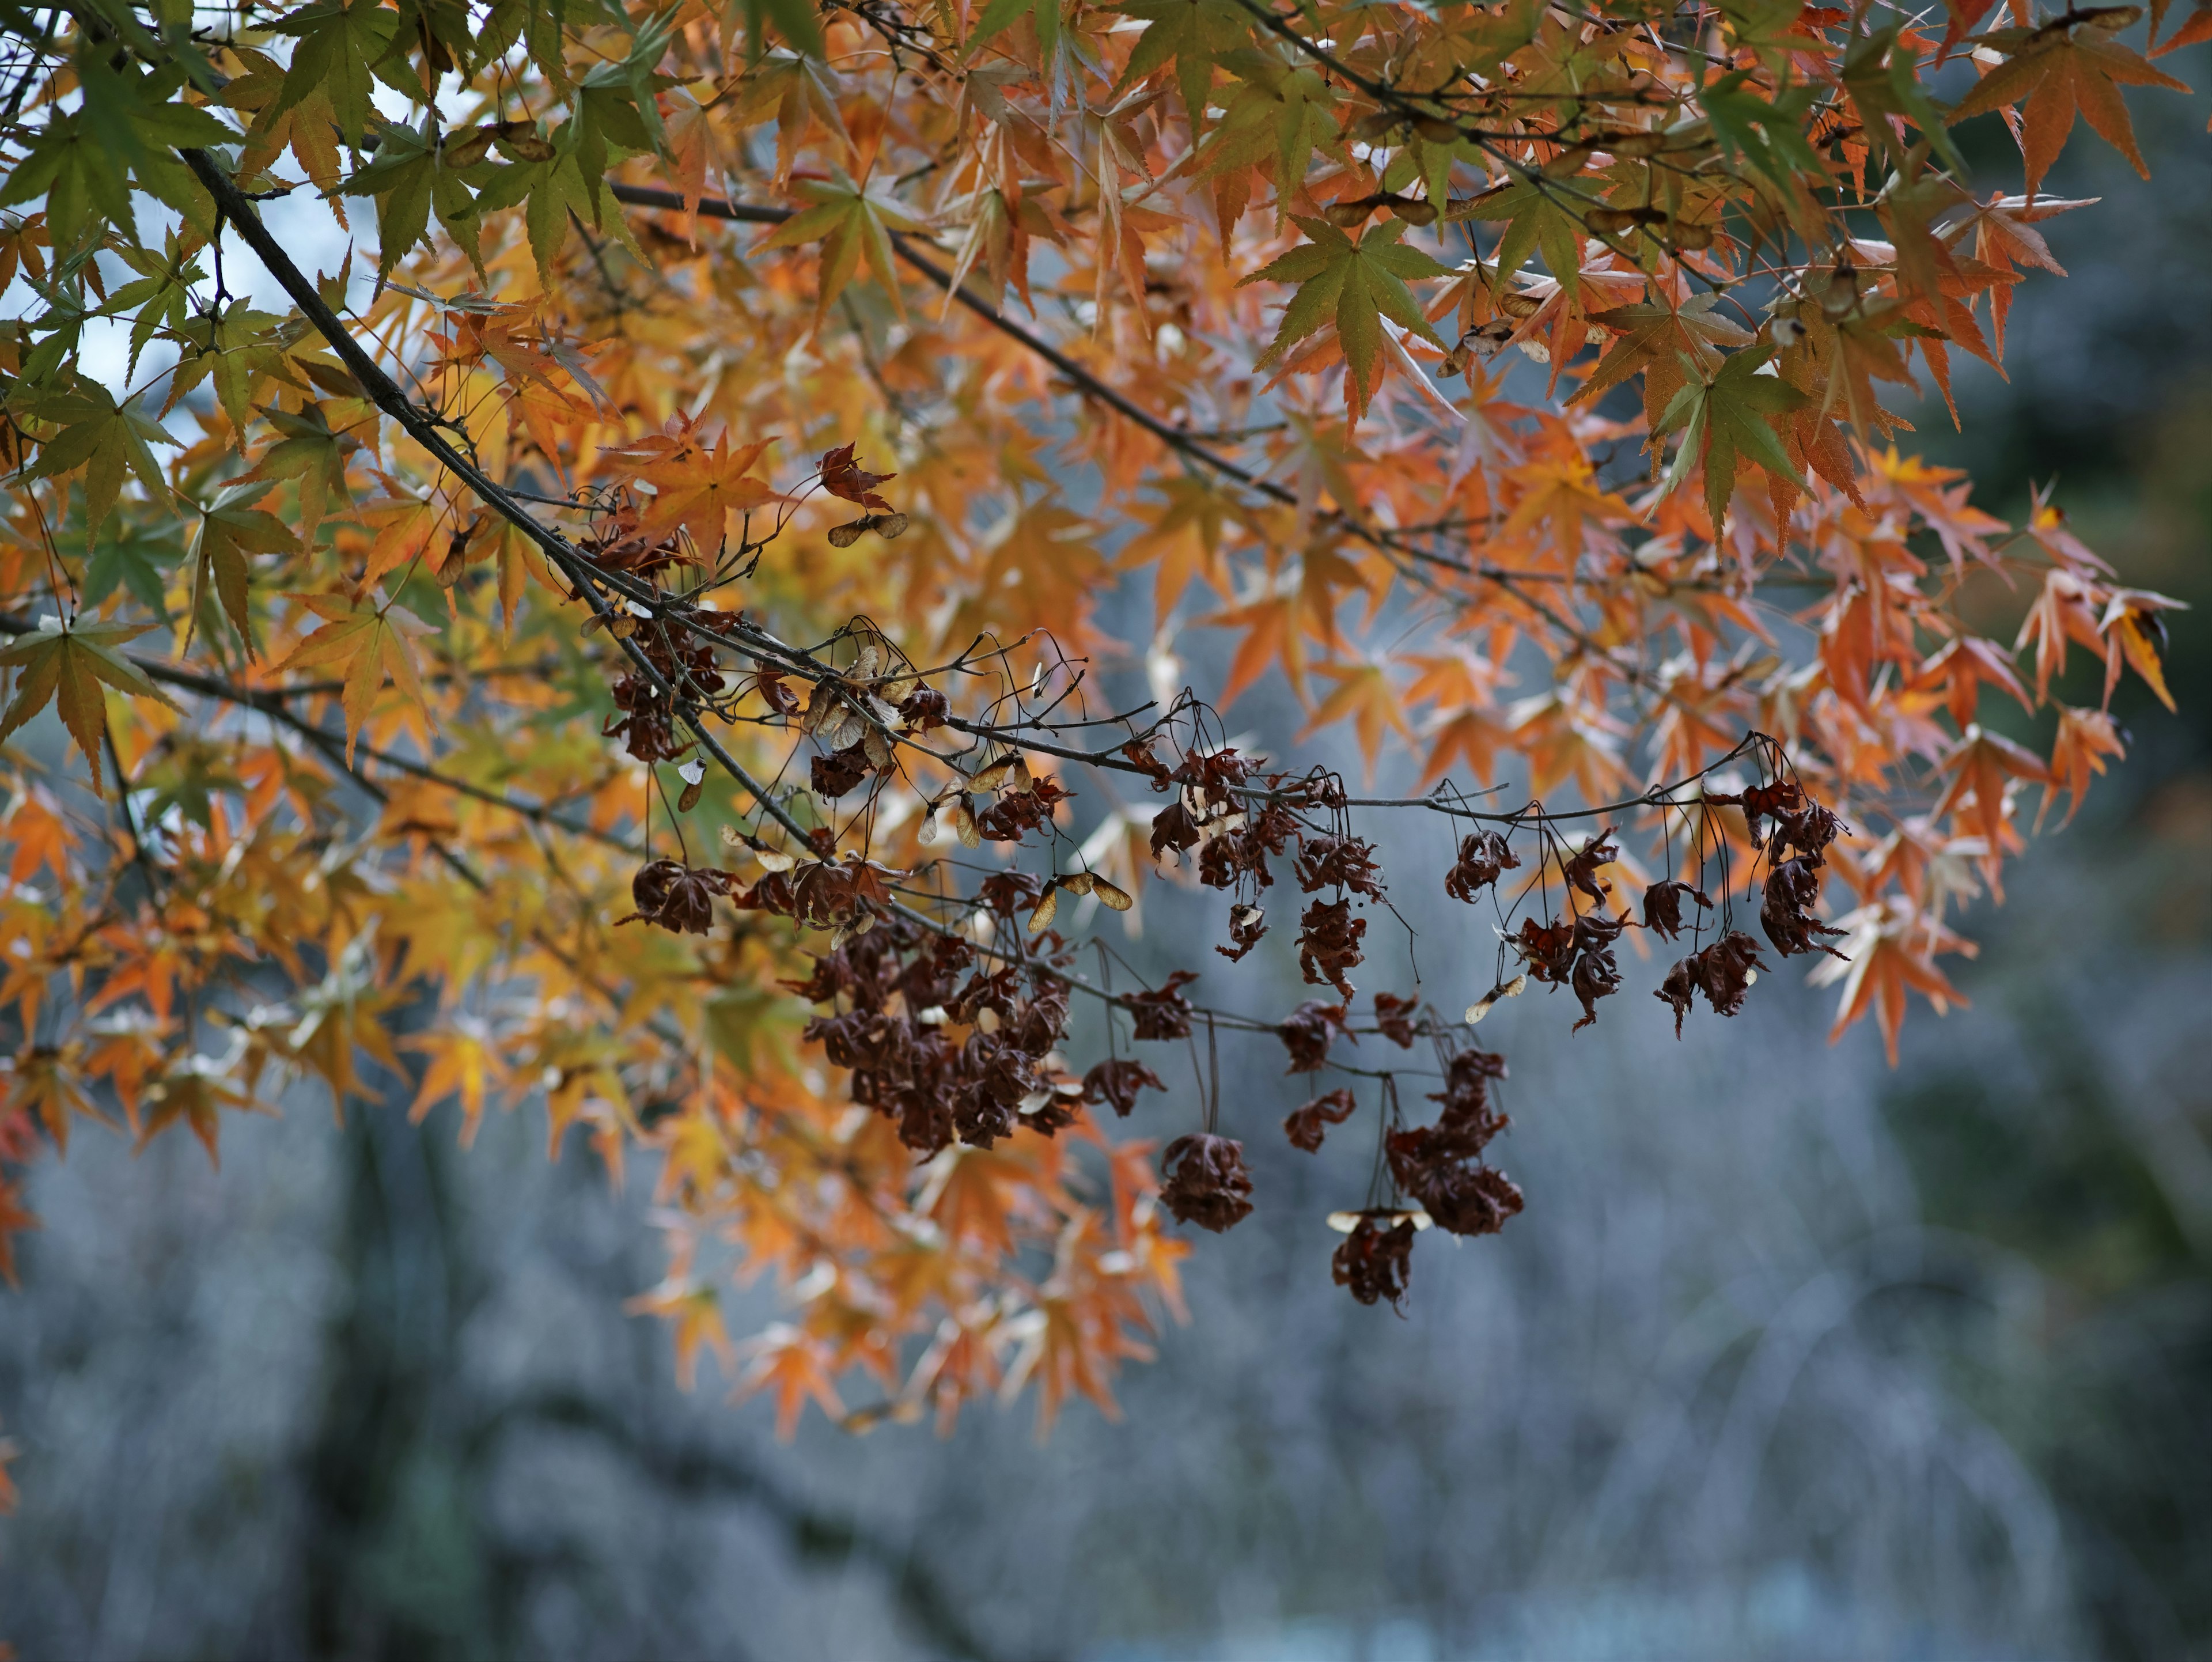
[631,1279,737,1391]
[241,401,359,547]
[82,521,182,619]
[0,618,177,784]
[1950,12,2191,194]
[138,1057,262,1168]
[404,1017,508,1146]
[26,384,171,537]
[759,169,927,325]
[1302,661,1408,778]
[1203,586,1308,707]
[2040,705,2126,829]
[6,1042,110,1153]
[1911,635,2033,731]
[1418,705,1509,788]
[660,84,724,236]
[275,596,435,763]
[1811,900,1973,1065]
[737,1322,847,1436]
[1932,724,2047,851]
[1243,217,1447,415]
[1115,0,1250,126]
[1447,169,1591,297]
[816,442,896,512]
[1654,344,1808,532]
[1575,293,1754,433]
[1120,479,1242,627]
[2099,587,2184,710]
[1192,51,1340,234]
[601,422,779,552]
[1498,460,1638,562]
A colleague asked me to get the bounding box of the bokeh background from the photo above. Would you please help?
[3,58,2209,1662]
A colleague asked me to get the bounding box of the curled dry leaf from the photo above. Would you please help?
[1278,999,1353,1073]
[1373,991,1420,1047]
[818,441,897,512]
[1217,902,1267,961]
[620,859,738,935]
[1082,1058,1165,1116]
[1284,1086,1358,1152]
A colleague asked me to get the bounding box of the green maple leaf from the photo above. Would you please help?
[165,306,296,432]
[244,402,359,545]
[480,0,570,87]
[103,232,206,380]
[1244,217,1447,411]
[1654,343,1808,531]
[1840,24,1963,171]
[1573,292,1754,431]
[1698,70,1828,191]
[1447,169,1589,293]
[84,523,185,618]
[1194,50,1340,230]
[759,169,928,324]
[1113,0,1248,126]
[190,483,299,654]
[271,0,406,147]
[28,384,172,537]
[0,618,178,784]
[470,142,594,281]
[342,118,485,278]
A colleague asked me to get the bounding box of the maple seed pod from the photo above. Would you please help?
[1324,195,1382,228]
[1028,885,1059,933]
[1668,219,1715,252]
[500,132,558,163]
[828,518,870,548]
[873,512,911,540]
[1387,196,1437,227]
[1464,974,1527,1025]
[444,127,495,169]
[1092,876,1134,913]
[1413,115,1461,143]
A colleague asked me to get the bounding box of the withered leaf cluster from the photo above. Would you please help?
[1444,830,1518,903]
[1332,1214,1418,1311]
[1159,1134,1254,1233]
[1656,931,1771,1036]
[603,606,735,764]
[1387,1047,1522,1241]
[797,917,1084,1152]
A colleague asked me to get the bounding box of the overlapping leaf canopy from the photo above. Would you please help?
[0,0,2195,1437]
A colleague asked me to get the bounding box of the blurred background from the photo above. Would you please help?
[2,62,2209,1662]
